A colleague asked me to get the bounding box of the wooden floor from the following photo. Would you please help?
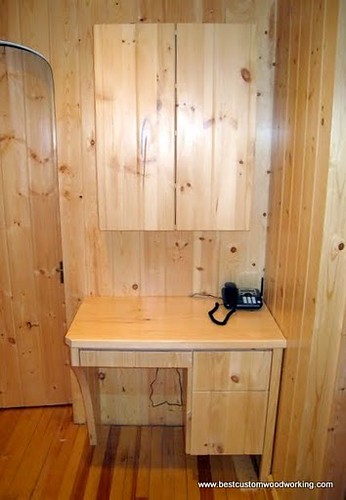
[0,405,273,499]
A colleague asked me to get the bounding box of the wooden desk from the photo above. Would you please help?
[65,296,286,480]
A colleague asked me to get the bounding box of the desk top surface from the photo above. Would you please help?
[65,297,286,350]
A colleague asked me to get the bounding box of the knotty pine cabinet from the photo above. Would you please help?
[190,351,272,455]
[94,23,256,230]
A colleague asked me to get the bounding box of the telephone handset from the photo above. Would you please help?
[208,280,263,326]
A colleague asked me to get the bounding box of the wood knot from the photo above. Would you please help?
[59,164,69,173]
[203,117,215,129]
[241,68,251,82]
[26,321,39,329]
[98,371,106,381]
[230,246,237,253]
[132,283,139,290]
[231,375,239,383]
[216,445,224,453]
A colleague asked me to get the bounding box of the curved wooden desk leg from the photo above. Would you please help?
[71,366,99,445]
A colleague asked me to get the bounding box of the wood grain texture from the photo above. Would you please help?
[322,314,346,500]
[0,46,70,406]
[95,22,257,231]
[320,6,346,496]
[190,391,268,455]
[298,0,346,493]
[176,23,256,230]
[94,24,175,230]
[265,0,344,497]
[65,296,285,464]
[65,297,286,350]
[0,0,275,421]
[0,0,275,315]
[0,405,275,499]
[193,351,272,391]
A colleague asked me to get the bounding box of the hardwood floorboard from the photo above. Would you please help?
[83,425,110,499]
[31,405,80,499]
[134,426,151,499]
[0,406,273,500]
[9,407,62,497]
[0,407,44,494]
[0,408,22,450]
[97,426,120,499]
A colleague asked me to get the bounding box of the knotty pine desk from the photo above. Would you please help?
[65,296,286,480]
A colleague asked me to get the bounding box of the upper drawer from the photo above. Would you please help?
[79,350,192,368]
[193,351,271,391]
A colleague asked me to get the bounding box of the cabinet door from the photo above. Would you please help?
[176,24,256,230]
[190,391,267,454]
[94,24,175,230]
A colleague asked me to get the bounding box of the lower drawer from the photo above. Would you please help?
[189,390,268,455]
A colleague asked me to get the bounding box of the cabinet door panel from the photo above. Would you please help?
[193,351,271,391]
[190,391,267,455]
[176,24,256,230]
[94,24,175,230]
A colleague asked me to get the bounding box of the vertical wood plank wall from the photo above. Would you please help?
[0,0,274,320]
[265,0,345,497]
[0,0,275,423]
[1,1,345,492]
[0,0,275,320]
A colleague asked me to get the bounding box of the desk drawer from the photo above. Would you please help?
[79,350,192,368]
[193,351,271,391]
[190,390,268,454]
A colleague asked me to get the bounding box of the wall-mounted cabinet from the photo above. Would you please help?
[94,24,256,230]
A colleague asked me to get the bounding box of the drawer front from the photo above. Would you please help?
[193,351,271,391]
[79,350,192,368]
[189,391,268,455]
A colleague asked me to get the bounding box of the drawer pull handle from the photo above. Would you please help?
[231,375,239,383]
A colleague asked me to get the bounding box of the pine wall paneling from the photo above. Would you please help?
[321,5,346,493]
[303,0,346,494]
[0,0,275,422]
[265,0,345,496]
[1,0,345,490]
[323,314,346,499]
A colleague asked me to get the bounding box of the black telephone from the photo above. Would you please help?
[222,282,263,310]
[208,280,263,325]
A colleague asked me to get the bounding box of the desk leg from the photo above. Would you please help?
[184,366,193,454]
[260,348,284,480]
[71,366,100,445]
